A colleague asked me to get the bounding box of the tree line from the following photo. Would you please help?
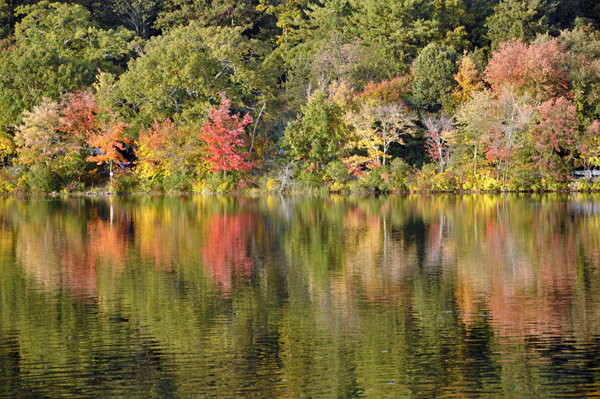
[1,0,600,192]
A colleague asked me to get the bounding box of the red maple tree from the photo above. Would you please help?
[198,93,254,173]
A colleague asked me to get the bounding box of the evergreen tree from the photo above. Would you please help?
[485,0,555,50]
[411,43,459,112]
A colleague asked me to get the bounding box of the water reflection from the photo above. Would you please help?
[1,194,600,397]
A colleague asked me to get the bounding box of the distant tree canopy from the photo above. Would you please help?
[0,0,599,192]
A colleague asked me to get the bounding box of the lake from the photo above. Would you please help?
[1,193,600,398]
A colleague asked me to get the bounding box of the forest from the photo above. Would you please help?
[1,0,600,193]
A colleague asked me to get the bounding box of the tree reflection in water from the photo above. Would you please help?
[0,194,600,397]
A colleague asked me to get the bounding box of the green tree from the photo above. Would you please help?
[155,0,262,32]
[485,0,555,50]
[105,23,275,126]
[0,0,9,38]
[411,42,459,112]
[559,26,600,126]
[110,0,159,38]
[281,90,349,167]
[348,0,440,58]
[0,1,134,133]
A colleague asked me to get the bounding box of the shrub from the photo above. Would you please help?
[324,161,350,184]
[195,172,239,193]
[62,179,85,193]
[162,173,193,192]
[111,172,139,192]
[27,165,58,193]
[0,171,16,193]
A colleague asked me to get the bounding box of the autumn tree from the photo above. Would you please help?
[86,117,132,184]
[484,38,570,100]
[485,86,536,184]
[344,100,416,167]
[455,90,497,176]
[136,118,206,180]
[60,91,100,161]
[528,97,578,178]
[198,94,254,174]
[357,76,412,104]
[578,120,600,169]
[14,98,63,168]
[423,113,455,173]
[14,92,105,184]
[451,54,485,106]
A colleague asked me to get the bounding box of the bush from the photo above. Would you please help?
[61,179,85,193]
[195,172,239,193]
[162,173,193,192]
[0,171,16,193]
[27,165,58,193]
[324,161,349,184]
[111,172,139,192]
[407,164,461,191]
[359,167,391,192]
[138,177,164,192]
[388,158,411,191]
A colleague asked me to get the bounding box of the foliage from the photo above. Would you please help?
[324,160,349,186]
[26,164,57,193]
[455,90,497,177]
[0,1,134,131]
[198,93,254,173]
[423,113,455,173]
[484,87,536,184]
[281,90,349,167]
[109,23,275,124]
[484,38,570,100]
[156,0,261,32]
[196,171,240,193]
[485,0,555,50]
[344,100,417,166]
[411,43,459,112]
[110,170,139,192]
[529,96,578,178]
[135,118,206,180]
[0,0,599,192]
[357,76,412,104]
[451,54,485,106]
[14,98,63,167]
[86,117,132,171]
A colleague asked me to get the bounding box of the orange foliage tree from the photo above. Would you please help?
[86,117,132,183]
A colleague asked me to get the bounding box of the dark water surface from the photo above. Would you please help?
[1,194,600,398]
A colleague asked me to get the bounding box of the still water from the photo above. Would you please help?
[1,194,600,398]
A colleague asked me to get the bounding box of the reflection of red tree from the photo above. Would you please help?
[484,229,577,339]
[201,213,255,295]
[62,213,132,297]
[61,242,98,299]
[86,215,131,271]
